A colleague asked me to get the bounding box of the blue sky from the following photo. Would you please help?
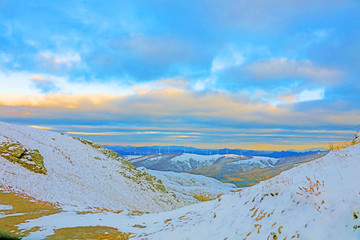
[0,0,359,150]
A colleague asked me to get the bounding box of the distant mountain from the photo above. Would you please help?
[125,152,328,187]
[125,153,224,172]
[106,145,327,158]
[190,152,328,187]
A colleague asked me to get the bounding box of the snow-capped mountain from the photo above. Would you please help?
[126,152,327,187]
[126,153,224,172]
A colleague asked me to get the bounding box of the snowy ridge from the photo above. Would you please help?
[227,156,279,167]
[127,153,247,172]
[127,153,223,172]
[19,143,360,239]
[0,122,184,212]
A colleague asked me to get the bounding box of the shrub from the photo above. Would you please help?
[0,230,22,240]
[328,140,357,150]
[0,141,47,174]
[193,193,215,202]
[329,131,360,150]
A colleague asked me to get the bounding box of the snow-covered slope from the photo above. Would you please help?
[189,152,327,187]
[139,167,237,204]
[0,122,185,212]
[227,156,279,169]
[127,153,223,172]
[19,143,360,239]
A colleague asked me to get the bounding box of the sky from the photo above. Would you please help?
[0,0,360,150]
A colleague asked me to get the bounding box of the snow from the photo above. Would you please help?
[170,153,222,163]
[222,154,243,158]
[127,153,225,172]
[18,142,360,240]
[123,155,144,160]
[228,156,279,167]
[0,122,184,212]
[0,204,13,210]
[139,167,237,204]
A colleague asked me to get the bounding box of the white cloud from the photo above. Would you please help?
[298,88,324,102]
[248,58,342,84]
[37,51,82,72]
[211,46,244,72]
[193,77,216,91]
[0,70,132,96]
[0,70,192,97]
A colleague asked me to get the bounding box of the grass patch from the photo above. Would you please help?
[0,188,60,238]
[0,140,47,174]
[193,193,215,202]
[72,136,121,161]
[45,226,132,240]
[328,140,358,151]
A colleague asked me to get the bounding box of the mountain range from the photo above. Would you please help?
[106,145,327,158]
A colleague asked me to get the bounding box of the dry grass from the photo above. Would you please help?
[0,187,60,238]
[328,139,357,151]
[45,226,132,240]
[193,193,216,202]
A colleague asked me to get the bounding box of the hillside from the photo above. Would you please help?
[126,152,327,187]
[190,152,328,187]
[139,167,237,204]
[126,153,224,172]
[0,122,185,213]
[18,142,360,239]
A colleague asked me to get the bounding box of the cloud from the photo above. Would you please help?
[0,85,358,131]
[30,76,59,93]
[247,58,342,84]
[37,51,82,72]
[29,125,54,130]
[0,70,134,96]
[211,45,244,72]
[112,34,193,64]
[0,0,359,149]
[297,89,324,102]
[202,0,351,32]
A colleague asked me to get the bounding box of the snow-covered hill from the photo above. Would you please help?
[19,142,360,239]
[139,167,237,204]
[126,152,325,174]
[226,156,279,169]
[127,153,224,172]
[129,151,326,187]
[0,122,186,212]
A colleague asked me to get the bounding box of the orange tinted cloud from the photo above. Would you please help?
[29,125,54,130]
[0,86,358,130]
[30,76,46,82]
[0,93,120,108]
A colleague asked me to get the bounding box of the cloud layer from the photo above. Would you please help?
[0,0,359,149]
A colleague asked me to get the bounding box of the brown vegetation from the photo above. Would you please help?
[0,187,59,238]
[46,226,132,240]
